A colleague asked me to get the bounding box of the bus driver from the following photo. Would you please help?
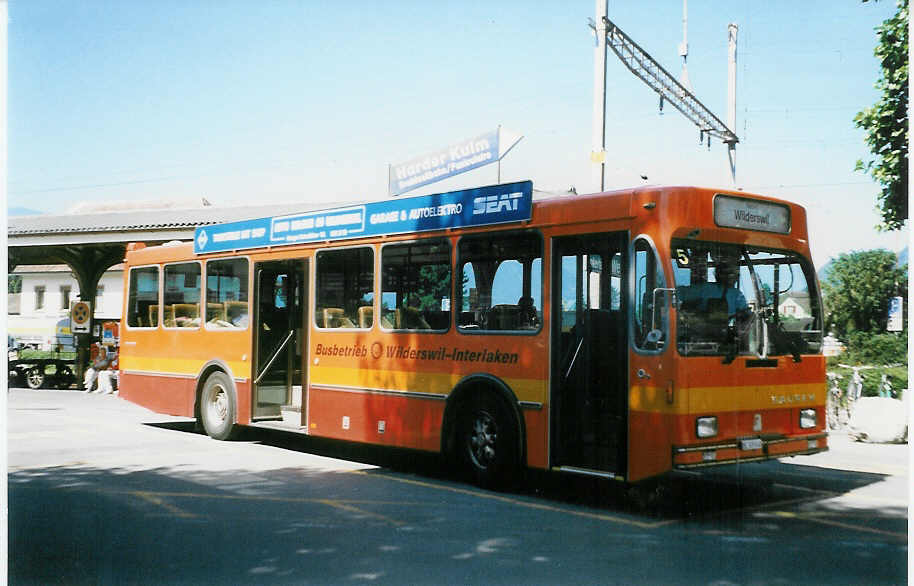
[677,255,748,317]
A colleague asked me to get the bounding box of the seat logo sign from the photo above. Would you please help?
[473,191,524,216]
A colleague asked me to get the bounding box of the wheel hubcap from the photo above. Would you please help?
[208,385,228,423]
[467,410,497,470]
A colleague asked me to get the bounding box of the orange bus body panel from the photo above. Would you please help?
[118,185,825,484]
[306,328,549,467]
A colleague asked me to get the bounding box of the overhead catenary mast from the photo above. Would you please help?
[590,2,740,187]
[589,0,609,192]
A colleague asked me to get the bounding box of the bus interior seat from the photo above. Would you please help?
[323,307,354,329]
[487,304,519,330]
[458,311,479,328]
[148,304,159,327]
[206,302,226,323]
[358,306,374,328]
[224,301,248,326]
[395,307,430,330]
[172,303,199,327]
[423,310,449,330]
[162,305,175,327]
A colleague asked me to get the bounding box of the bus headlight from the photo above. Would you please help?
[696,416,718,438]
[799,409,816,429]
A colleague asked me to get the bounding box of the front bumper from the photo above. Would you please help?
[672,432,828,469]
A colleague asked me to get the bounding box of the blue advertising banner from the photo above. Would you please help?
[194,181,533,254]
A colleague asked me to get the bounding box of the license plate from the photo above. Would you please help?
[740,438,763,451]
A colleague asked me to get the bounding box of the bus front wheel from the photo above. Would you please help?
[457,392,520,490]
[199,372,238,440]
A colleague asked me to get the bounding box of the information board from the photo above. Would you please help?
[194,181,533,255]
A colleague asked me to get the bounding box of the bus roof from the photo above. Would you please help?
[125,184,808,262]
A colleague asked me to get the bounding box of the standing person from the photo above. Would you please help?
[83,344,109,392]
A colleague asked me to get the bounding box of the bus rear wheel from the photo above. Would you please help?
[457,392,520,490]
[199,372,238,440]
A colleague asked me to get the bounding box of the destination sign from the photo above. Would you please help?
[194,181,533,254]
[713,194,791,234]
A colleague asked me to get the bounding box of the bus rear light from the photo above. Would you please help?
[696,416,718,438]
[799,409,816,429]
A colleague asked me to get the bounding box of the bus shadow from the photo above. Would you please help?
[522,462,898,522]
[142,420,897,522]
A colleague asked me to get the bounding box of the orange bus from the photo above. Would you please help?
[119,181,827,487]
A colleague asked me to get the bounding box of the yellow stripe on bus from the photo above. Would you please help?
[120,356,250,379]
[311,366,548,404]
[120,358,548,405]
[630,382,825,414]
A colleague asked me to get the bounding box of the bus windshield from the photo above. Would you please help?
[671,239,822,361]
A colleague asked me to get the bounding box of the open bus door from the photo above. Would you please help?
[253,259,307,420]
[551,232,628,476]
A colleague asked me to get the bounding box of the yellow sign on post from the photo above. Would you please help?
[70,300,92,334]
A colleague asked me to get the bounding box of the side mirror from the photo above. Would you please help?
[646,329,663,345]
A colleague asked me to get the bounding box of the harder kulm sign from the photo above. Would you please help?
[388,127,523,196]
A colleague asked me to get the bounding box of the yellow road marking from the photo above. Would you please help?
[123,490,410,526]
[315,499,405,527]
[133,491,198,519]
[773,511,906,540]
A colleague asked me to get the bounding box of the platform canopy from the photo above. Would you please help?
[7,202,353,308]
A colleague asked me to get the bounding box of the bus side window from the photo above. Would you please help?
[205,258,249,330]
[457,231,542,333]
[315,247,374,330]
[633,238,667,351]
[127,266,159,328]
[163,263,202,328]
[381,239,451,331]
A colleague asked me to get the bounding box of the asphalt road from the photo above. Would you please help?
[7,388,909,585]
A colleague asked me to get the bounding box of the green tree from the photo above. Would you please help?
[821,249,906,335]
[854,0,908,230]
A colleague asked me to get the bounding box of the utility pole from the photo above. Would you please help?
[727,23,738,186]
[590,0,608,192]
[679,0,691,90]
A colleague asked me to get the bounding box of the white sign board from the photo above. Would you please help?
[388,127,523,196]
[887,296,903,332]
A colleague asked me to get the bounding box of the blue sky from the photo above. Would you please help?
[8,0,908,267]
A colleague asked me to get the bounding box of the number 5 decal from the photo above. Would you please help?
[675,249,690,267]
